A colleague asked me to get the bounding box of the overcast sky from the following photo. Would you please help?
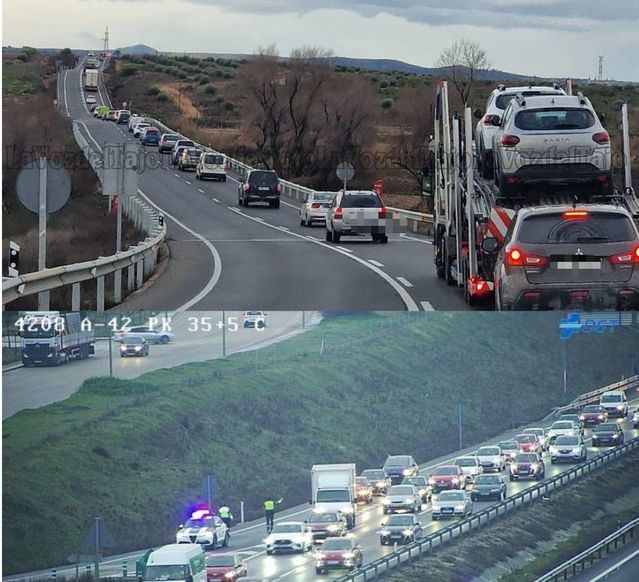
[3,0,639,80]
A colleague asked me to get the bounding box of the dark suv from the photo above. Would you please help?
[238,170,280,208]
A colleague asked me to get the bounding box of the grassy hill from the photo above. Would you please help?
[3,312,638,573]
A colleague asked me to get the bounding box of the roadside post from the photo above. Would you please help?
[336,161,355,192]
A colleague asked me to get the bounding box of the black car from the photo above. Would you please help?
[382,455,419,484]
[469,474,507,501]
[159,133,180,153]
[238,170,281,208]
[360,469,391,495]
[592,423,624,447]
[401,476,432,503]
[119,336,150,358]
[379,514,422,545]
[116,110,131,124]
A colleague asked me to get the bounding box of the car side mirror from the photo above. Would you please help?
[481,237,499,253]
[186,576,193,582]
[178,524,184,528]
[474,108,483,120]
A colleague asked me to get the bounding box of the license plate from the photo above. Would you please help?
[556,260,601,270]
[258,186,270,191]
[442,508,453,513]
[327,560,340,565]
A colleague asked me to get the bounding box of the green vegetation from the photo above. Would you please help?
[4,313,636,573]
[385,450,639,582]
[2,61,40,95]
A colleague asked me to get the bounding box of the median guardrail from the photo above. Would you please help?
[333,436,639,582]
[2,72,167,310]
[536,516,639,582]
[145,117,434,235]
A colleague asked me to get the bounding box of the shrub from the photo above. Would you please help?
[381,98,394,109]
[379,80,389,89]
[156,93,169,102]
[147,86,161,96]
[222,71,234,79]
[224,102,235,112]
[204,84,217,95]
[177,70,188,79]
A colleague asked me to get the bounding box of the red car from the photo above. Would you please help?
[513,434,541,454]
[205,555,247,581]
[314,537,363,574]
[509,453,545,481]
[428,465,465,493]
[580,405,608,427]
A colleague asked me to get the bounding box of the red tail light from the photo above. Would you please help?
[500,134,520,147]
[379,206,387,219]
[311,203,321,209]
[592,132,610,145]
[334,207,343,219]
[570,291,589,298]
[276,184,281,193]
[243,183,250,191]
[483,114,500,126]
[563,210,589,219]
[610,245,639,265]
[505,246,549,268]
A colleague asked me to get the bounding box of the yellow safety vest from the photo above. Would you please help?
[219,507,231,518]
[264,500,275,511]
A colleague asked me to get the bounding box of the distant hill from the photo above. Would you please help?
[117,44,158,55]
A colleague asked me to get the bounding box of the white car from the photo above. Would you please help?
[453,456,483,483]
[133,122,150,138]
[431,490,473,520]
[264,522,312,555]
[474,446,505,473]
[522,428,549,451]
[243,311,267,329]
[547,420,579,443]
[195,152,227,181]
[85,95,97,105]
[549,435,587,463]
[381,484,422,514]
[176,509,229,549]
[114,326,174,344]
[475,84,565,179]
[128,115,145,132]
[599,391,628,418]
[300,192,335,227]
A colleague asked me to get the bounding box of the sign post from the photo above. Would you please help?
[336,161,355,192]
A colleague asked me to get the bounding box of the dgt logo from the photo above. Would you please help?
[559,312,633,340]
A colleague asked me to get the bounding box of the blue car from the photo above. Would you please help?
[140,127,160,146]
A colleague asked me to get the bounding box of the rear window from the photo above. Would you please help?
[249,171,278,186]
[518,213,635,244]
[205,154,225,164]
[495,91,562,111]
[340,193,382,208]
[514,108,595,131]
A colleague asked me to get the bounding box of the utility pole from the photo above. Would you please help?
[206,475,213,510]
[598,55,604,82]
[94,517,101,581]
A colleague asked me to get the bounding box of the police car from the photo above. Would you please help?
[176,509,229,549]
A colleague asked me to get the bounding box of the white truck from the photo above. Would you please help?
[19,311,95,367]
[143,544,206,582]
[311,463,357,529]
[84,68,99,91]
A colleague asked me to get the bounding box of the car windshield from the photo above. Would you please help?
[21,323,55,338]
[403,477,426,486]
[551,422,573,430]
[188,149,202,155]
[308,513,338,523]
[163,134,178,141]
[454,458,477,467]
[477,447,500,456]
[524,429,543,436]
[555,436,580,446]
[144,565,188,581]
[389,486,413,495]
[177,140,194,147]
[355,478,369,486]
[385,456,411,468]
[312,194,334,203]
[499,441,518,450]
[124,336,145,345]
[249,171,278,186]
[475,475,500,484]
[316,489,350,502]
[495,90,562,111]
[272,524,302,533]
[515,107,595,131]
[205,154,225,164]
[518,213,635,244]
[438,491,464,501]
[206,556,235,567]
[583,405,603,413]
[434,467,457,475]
[514,436,534,444]
[184,516,213,528]
[322,539,351,551]
[362,470,385,480]
[515,454,537,463]
[386,515,413,526]
[596,423,618,432]
[340,193,382,208]
[601,395,623,403]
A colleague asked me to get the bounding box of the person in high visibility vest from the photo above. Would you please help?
[264,497,283,532]
[218,504,233,532]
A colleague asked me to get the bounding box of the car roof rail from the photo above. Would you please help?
[497,84,506,91]
[576,91,587,105]
[553,82,561,90]
[515,93,526,107]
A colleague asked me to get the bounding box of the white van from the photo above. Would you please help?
[143,544,206,582]
[195,152,227,181]
[599,391,628,418]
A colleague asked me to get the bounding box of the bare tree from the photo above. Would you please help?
[436,39,490,105]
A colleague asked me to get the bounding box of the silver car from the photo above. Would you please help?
[492,93,611,197]
[549,435,587,463]
[547,420,580,443]
[326,190,388,244]
[475,446,505,473]
[522,427,549,451]
[431,490,473,520]
[475,84,565,179]
[381,485,422,514]
[300,192,335,226]
[453,456,483,483]
[492,204,639,310]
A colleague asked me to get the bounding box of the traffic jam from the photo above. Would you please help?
[138,391,639,580]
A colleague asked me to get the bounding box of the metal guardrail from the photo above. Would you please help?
[333,437,639,582]
[145,118,434,235]
[2,79,167,309]
[536,516,639,582]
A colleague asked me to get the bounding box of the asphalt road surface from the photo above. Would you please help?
[2,311,318,419]
[61,60,475,312]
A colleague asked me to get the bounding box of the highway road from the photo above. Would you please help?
[2,311,319,419]
[571,537,639,582]
[61,59,474,312]
[9,390,638,582]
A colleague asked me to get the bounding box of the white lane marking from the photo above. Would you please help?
[401,233,433,244]
[226,209,419,311]
[212,198,220,203]
[253,217,265,222]
[280,199,299,210]
[63,69,70,116]
[338,246,354,253]
[397,277,414,288]
[590,548,639,581]
[76,121,103,153]
[197,188,204,193]
[279,226,290,231]
[174,173,180,177]
[137,189,223,313]
[185,180,191,185]
[420,301,435,311]
[368,259,384,267]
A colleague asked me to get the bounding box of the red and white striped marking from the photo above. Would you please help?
[486,206,516,243]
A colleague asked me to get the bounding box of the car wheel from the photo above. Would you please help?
[432,515,438,521]
[380,537,386,545]
[325,229,333,242]
[333,231,341,243]
[222,176,227,182]
[500,490,506,502]
[160,335,169,344]
[266,549,273,556]
[315,568,324,575]
[210,535,217,549]
[380,234,389,244]
[221,532,229,547]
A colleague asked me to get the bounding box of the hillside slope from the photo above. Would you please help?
[3,313,637,573]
